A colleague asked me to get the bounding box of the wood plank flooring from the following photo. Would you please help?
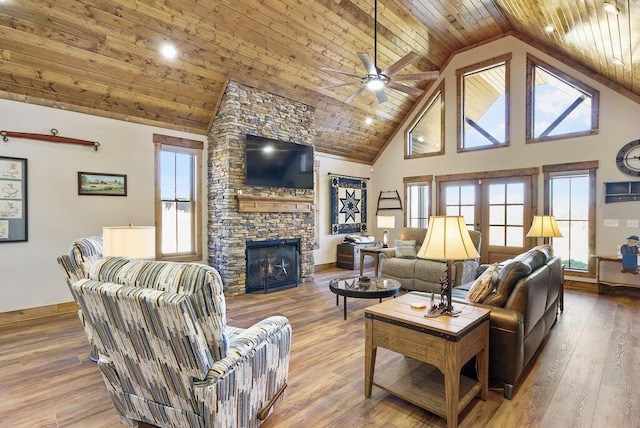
[0,266,639,427]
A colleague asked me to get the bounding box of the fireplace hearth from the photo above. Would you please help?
[245,238,300,293]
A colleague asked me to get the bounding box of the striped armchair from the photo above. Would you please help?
[69,257,291,428]
[57,235,104,361]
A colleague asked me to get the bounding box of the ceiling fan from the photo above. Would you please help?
[321,0,439,104]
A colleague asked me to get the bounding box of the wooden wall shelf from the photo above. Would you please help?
[237,194,313,213]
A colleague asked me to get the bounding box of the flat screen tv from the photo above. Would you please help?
[245,134,314,189]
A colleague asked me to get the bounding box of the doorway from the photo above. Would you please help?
[437,170,538,264]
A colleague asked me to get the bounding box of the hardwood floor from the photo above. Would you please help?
[1,266,639,428]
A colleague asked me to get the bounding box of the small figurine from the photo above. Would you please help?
[425,292,440,317]
[620,235,640,274]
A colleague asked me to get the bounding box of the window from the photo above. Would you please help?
[406,84,444,158]
[488,181,525,248]
[457,54,511,151]
[543,162,598,275]
[404,176,432,228]
[527,55,599,143]
[154,134,203,261]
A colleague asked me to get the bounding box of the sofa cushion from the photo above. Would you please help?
[483,260,532,307]
[514,248,547,271]
[400,228,428,248]
[394,240,417,258]
[466,262,498,302]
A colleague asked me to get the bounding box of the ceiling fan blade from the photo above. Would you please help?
[381,52,421,77]
[357,52,378,75]
[375,88,388,104]
[321,82,360,89]
[321,67,366,80]
[344,85,367,104]
[392,71,440,81]
[387,81,424,97]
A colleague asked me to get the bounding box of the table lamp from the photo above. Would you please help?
[376,215,395,248]
[526,215,563,244]
[103,224,156,259]
[417,216,479,315]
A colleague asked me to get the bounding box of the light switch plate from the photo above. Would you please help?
[604,219,619,227]
[628,219,639,228]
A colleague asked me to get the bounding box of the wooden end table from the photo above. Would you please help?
[359,247,384,276]
[364,292,490,428]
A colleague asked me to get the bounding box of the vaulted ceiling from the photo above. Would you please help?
[0,0,638,164]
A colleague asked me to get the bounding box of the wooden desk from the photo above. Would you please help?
[359,247,384,276]
[364,293,490,428]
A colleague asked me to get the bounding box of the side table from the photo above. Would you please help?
[359,247,385,276]
[364,292,490,428]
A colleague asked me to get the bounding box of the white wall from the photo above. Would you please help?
[372,35,640,276]
[313,154,373,265]
[0,100,206,312]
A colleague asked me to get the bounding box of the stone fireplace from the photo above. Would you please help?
[207,81,315,295]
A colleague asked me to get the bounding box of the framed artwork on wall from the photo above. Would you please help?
[78,172,127,196]
[0,156,28,243]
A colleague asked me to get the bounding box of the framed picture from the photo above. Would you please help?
[78,172,127,196]
[0,156,28,243]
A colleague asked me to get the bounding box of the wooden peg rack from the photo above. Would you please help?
[1,129,100,151]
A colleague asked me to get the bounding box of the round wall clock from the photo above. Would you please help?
[616,140,640,177]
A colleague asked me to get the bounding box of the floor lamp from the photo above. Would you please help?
[103,224,156,259]
[417,216,479,315]
[526,215,563,244]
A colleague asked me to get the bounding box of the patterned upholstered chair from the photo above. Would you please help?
[69,256,291,428]
[57,235,104,361]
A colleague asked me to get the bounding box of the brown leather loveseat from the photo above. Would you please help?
[448,245,563,399]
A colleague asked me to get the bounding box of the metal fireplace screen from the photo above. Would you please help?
[245,238,300,293]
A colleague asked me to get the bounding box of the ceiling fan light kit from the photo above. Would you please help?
[321,0,439,104]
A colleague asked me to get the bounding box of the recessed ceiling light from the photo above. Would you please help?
[544,25,555,33]
[365,117,373,125]
[161,44,177,59]
[613,57,625,66]
[603,2,619,14]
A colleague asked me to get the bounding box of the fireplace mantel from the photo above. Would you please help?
[237,194,313,213]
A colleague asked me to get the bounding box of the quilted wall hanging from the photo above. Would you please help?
[330,173,368,234]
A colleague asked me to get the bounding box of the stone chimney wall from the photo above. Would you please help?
[207,81,315,295]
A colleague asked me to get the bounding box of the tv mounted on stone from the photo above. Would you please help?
[245,134,314,190]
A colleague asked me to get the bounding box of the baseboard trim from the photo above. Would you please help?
[314,262,337,272]
[0,301,78,326]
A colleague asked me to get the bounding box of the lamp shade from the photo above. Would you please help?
[526,215,563,238]
[417,216,479,260]
[103,225,156,259]
[376,215,395,229]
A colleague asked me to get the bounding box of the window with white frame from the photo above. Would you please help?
[154,135,202,261]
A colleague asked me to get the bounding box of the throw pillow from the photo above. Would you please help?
[394,240,417,259]
[466,263,499,303]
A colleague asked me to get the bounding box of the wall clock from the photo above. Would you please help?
[616,140,640,177]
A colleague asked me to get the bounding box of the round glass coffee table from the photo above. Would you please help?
[329,276,401,320]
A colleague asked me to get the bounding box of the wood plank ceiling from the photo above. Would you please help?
[0,0,637,164]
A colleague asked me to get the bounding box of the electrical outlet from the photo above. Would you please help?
[628,219,639,228]
[604,219,619,227]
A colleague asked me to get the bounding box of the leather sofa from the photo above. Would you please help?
[379,227,482,293]
[448,244,563,399]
